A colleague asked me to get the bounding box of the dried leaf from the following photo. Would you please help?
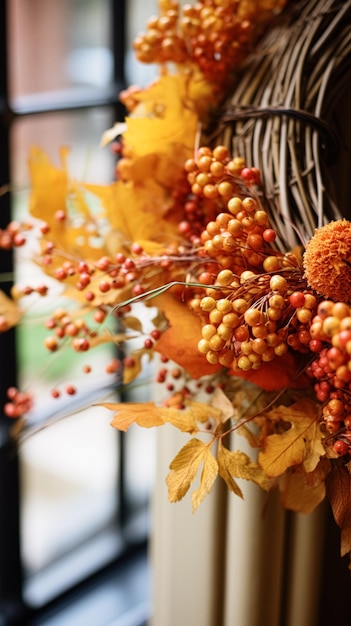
[164,399,218,434]
[166,438,214,505]
[230,352,310,391]
[258,399,324,477]
[106,401,166,431]
[279,463,327,514]
[218,441,270,496]
[124,74,198,158]
[326,464,351,558]
[191,447,218,511]
[210,386,236,424]
[154,293,221,378]
[122,315,143,332]
[122,348,153,384]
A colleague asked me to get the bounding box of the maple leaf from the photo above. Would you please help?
[258,399,325,477]
[124,74,199,159]
[166,438,218,510]
[217,441,270,498]
[84,178,180,256]
[326,464,351,558]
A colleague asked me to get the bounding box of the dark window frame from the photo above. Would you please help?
[0,2,150,624]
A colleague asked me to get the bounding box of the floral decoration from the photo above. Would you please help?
[2,0,351,563]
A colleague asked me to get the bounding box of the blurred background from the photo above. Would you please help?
[1,2,159,625]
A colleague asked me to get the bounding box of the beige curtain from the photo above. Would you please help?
[150,427,326,626]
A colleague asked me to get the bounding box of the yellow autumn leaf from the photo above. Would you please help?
[217,441,270,496]
[122,348,152,385]
[124,74,199,158]
[278,464,326,514]
[191,447,218,512]
[163,398,221,434]
[166,438,212,504]
[84,179,180,255]
[29,145,69,224]
[258,399,325,478]
[106,399,208,433]
[106,401,166,431]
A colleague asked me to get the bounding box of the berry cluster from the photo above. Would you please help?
[133,0,286,88]
[4,387,33,418]
[0,220,32,250]
[303,300,351,453]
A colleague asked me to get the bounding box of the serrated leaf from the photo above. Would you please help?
[105,401,166,431]
[218,441,270,495]
[191,447,218,511]
[258,399,324,477]
[217,443,244,498]
[166,438,210,503]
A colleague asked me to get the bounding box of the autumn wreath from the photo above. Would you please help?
[2,0,351,562]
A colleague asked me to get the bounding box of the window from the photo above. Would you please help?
[0,2,155,624]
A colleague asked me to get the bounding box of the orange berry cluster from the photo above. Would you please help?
[133,0,286,88]
[197,273,313,370]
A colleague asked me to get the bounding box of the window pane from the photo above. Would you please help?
[8,0,113,98]
[10,110,123,606]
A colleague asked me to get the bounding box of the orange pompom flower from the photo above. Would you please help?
[303,220,351,302]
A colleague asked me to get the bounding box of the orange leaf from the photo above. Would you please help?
[105,401,166,431]
[153,293,221,378]
[229,352,310,391]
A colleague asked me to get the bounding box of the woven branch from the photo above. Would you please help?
[213,0,351,249]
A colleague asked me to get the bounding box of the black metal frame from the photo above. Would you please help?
[0,2,150,624]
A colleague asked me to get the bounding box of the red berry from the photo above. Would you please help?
[99,280,111,293]
[289,292,305,308]
[65,385,76,395]
[263,229,276,243]
[333,439,349,456]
